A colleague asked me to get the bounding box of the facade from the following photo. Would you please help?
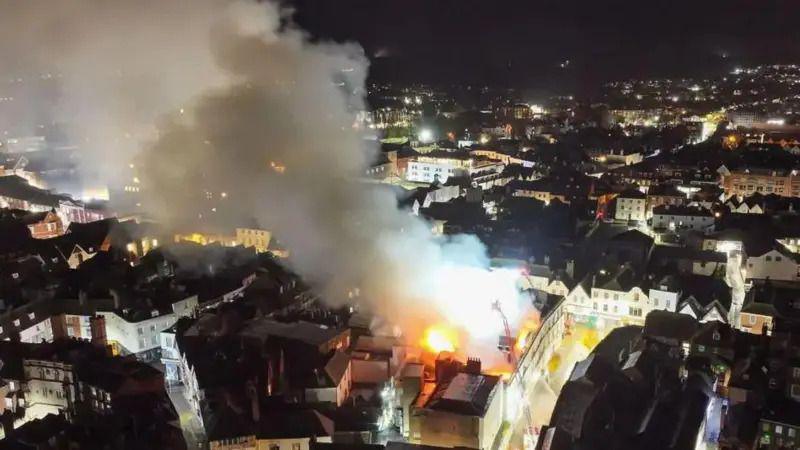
[405,153,503,184]
[23,358,76,419]
[235,228,272,253]
[651,205,715,232]
[26,211,64,239]
[745,248,800,282]
[614,189,647,222]
[738,303,776,335]
[645,184,686,217]
[409,372,504,450]
[0,176,103,226]
[721,168,800,198]
[100,295,198,359]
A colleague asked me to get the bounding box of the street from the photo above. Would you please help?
[504,324,600,450]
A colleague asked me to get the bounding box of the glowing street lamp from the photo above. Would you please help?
[418,128,433,143]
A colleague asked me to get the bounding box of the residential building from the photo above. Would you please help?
[409,365,503,450]
[405,152,503,184]
[651,204,715,232]
[745,245,800,282]
[721,167,800,198]
[614,188,647,222]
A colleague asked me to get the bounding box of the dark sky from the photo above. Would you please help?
[288,0,800,94]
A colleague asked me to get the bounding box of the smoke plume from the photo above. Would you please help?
[0,0,533,361]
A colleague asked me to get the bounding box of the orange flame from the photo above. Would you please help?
[422,325,458,354]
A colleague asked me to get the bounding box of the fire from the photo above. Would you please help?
[515,316,541,352]
[422,326,458,354]
[516,329,531,352]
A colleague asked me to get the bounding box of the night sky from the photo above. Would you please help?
[288,0,800,94]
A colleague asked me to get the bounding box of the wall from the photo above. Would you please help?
[351,358,389,384]
[19,318,53,344]
[652,214,714,232]
[100,311,178,355]
[746,250,800,281]
[647,288,679,313]
[24,360,75,414]
[411,409,479,449]
[739,313,772,335]
[480,383,504,450]
[615,197,646,221]
[304,387,337,404]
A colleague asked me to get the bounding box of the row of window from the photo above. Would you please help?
[590,302,643,317]
[592,291,641,301]
[763,422,797,438]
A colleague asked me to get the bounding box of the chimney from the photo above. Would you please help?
[464,357,481,375]
[50,314,68,340]
[246,380,260,423]
[110,289,120,310]
[434,353,463,384]
[565,259,575,279]
[89,315,107,350]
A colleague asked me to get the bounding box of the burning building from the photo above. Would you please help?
[406,356,504,450]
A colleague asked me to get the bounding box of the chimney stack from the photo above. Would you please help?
[434,353,462,383]
[464,357,481,375]
[89,315,108,350]
[246,380,260,423]
[110,289,120,310]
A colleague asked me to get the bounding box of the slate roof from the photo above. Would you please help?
[424,372,501,416]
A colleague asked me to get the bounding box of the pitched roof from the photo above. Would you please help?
[424,372,501,416]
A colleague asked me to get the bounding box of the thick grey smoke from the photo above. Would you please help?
[0,0,233,187]
[0,0,531,360]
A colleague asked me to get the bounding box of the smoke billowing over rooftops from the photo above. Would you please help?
[0,0,534,363]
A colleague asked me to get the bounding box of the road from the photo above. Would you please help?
[504,324,600,450]
[167,385,208,450]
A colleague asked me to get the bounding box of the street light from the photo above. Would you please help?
[419,128,433,143]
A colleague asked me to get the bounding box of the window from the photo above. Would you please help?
[776,425,784,435]
[593,302,598,311]
[776,256,783,262]
[766,256,773,262]
[270,445,280,450]
[794,368,800,379]
[293,444,301,450]
[789,428,796,438]
[603,304,608,312]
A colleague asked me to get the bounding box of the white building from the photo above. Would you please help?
[745,246,800,282]
[651,205,715,232]
[564,267,652,326]
[23,358,75,421]
[614,188,647,222]
[100,295,198,359]
[405,153,503,184]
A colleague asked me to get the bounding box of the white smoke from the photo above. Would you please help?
[0,0,533,363]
